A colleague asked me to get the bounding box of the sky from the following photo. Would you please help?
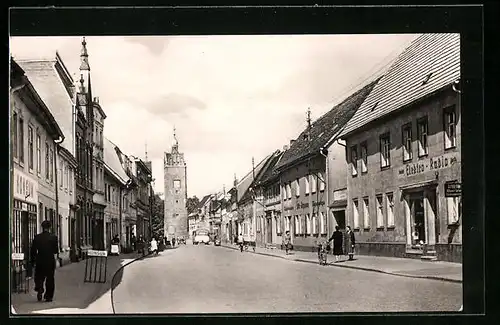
[10,34,419,199]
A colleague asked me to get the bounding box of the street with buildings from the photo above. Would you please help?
[11,33,463,314]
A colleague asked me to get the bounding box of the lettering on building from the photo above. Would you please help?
[397,152,459,179]
[296,202,309,209]
[13,170,38,203]
[333,189,347,202]
[284,206,294,211]
[313,201,325,207]
[445,181,461,197]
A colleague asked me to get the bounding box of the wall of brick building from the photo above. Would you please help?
[344,89,461,262]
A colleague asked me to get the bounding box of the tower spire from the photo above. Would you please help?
[80,37,90,71]
[145,141,148,161]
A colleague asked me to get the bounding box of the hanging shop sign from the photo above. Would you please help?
[13,169,38,204]
[396,152,460,179]
[445,181,462,197]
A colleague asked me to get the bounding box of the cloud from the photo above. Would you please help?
[145,93,207,119]
[123,36,169,56]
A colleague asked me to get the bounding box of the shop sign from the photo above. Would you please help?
[296,202,309,209]
[445,181,461,197]
[333,189,347,202]
[87,250,108,257]
[396,152,459,179]
[12,253,24,260]
[312,201,325,207]
[284,206,294,211]
[13,169,38,204]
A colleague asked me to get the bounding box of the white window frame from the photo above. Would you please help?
[294,215,300,235]
[305,176,310,195]
[353,200,360,229]
[360,142,368,173]
[402,123,413,161]
[444,106,457,149]
[447,196,461,224]
[380,133,391,168]
[36,133,41,175]
[417,117,428,157]
[306,214,311,234]
[351,145,358,176]
[287,183,292,199]
[312,213,318,234]
[363,197,370,229]
[386,193,395,227]
[296,178,300,197]
[318,172,325,191]
[311,175,317,193]
[320,211,326,234]
[376,194,384,228]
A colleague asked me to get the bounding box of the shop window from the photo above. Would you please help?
[360,142,368,173]
[363,197,370,229]
[376,194,384,228]
[417,117,428,157]
[350,145,358,176]
[318,172,325,191]
[386,193,395,227]
[28,125,34,170]
[295,179,300,197]
[444,106,457,149]
[447,196,461,224]
[305,176,310,195]
[352,199,360,229]
[402,123,413,161]
[380,133,391,168]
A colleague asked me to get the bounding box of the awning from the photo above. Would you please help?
[400,179,438,191]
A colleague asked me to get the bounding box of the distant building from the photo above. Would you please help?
[163,128,188,239]
[339,33,461,262]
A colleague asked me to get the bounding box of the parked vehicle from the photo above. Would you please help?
[193,229,210,245]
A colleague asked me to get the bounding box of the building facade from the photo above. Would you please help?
[132,159,153,241]
[164,129,188,239]
[92,99,107,250]
[10,58,63,266]
[339,33,461,262]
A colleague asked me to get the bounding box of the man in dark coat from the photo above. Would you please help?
[328,226,344,263]
[30,220,59,302]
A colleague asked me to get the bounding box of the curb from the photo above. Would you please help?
[222,245,462,284]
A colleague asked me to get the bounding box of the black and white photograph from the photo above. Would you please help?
[9,6,484,317]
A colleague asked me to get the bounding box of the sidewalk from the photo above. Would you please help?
[11,251,139,315]
[222,244,462,283]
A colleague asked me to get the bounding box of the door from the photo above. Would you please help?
[410,193,425,246]
[332,210,346,230]
[106,222,112,251]
[266,218,272,243]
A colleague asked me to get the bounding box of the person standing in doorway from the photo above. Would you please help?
[328,226,344,263]
[30,220,59,302]
[344,226,356,261]
[283,231,292,255]
[238,233,244,252]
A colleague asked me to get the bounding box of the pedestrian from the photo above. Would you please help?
[131,234,137,252]
[111,235,120,255]
[30,220,59,302]
[344,226,356,261]
[283,230,292,255]
[328,226,344,263]
[172,237,176,247]
[137,235,145,256]
[150,237,158,255]
[238,233,244,252]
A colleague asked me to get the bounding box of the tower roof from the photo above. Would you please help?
[80,37,90,71]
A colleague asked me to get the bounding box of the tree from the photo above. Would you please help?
[151,194,164,238]
[186,196,200,215]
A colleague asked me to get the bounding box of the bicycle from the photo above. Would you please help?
[317,241,329,266]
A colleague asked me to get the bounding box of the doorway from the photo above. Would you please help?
[266,218,272,244]
[332,210,346,230]
[410,192,425,246]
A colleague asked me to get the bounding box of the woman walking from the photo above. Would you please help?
[344,226,356,261]
[283,231,292,255]
[328,226,344,263]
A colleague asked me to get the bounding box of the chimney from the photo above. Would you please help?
[283,145,289,151]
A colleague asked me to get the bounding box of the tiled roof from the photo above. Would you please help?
[340,33,460,137]
[275,79,380,171]
[17,59,75,154]
[235,154,272,203]
[198,195,212,209]
[255,150,284,186]
[103,137,129,184]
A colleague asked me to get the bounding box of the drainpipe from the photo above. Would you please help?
[54,136,65,254]
[319,147,329,239]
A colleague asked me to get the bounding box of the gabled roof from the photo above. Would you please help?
[259,150,285,185]
[235,154,272,203]
[198,195,212,209]
[103,137,130,185]
[275,78,380,171]
[17,58,75,154]
[340,33,460,138]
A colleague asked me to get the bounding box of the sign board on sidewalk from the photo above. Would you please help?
[87,250,108,257]
[84,250,108,284]
[11,253,24,261]
[111,245,120,254]
[445,181,462,197]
